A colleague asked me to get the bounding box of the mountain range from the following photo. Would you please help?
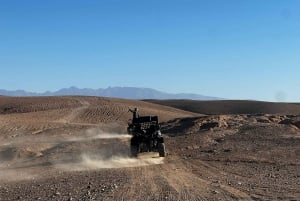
[0,87,221,100]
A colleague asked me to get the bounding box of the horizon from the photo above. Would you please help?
[1,1,300,102]
[0,86,297,103]
[0,85,220,98]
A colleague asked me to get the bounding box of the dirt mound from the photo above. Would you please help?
[162,114,300,135]
[146,99,300,115]
[162,115,229,135]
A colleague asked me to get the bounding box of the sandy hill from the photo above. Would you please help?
[145,99,300,115]
[0,96,197,126]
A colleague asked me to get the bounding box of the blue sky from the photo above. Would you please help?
[0,0,300,101]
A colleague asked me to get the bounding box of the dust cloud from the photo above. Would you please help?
[67,128,131,142]
[0,169,37,182]
[57,154,164,171]
[58,128,164,171]
[0,127,164,182]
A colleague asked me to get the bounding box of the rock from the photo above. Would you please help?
[192,145,200,149]
[186,145,200,150]
[215,138,225,143]
[269,116,281,123]
[186,146,193,150]
[279,119,300,129]
[279,119,293,125]
[256,117,271,123]
[202,149,216,153]
[293,121,300,129]
[212,190,219,194]
[200,122,219,130]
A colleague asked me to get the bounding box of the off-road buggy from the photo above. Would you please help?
[127,108,165,157]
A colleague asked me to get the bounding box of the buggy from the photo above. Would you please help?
[127,108,165,157]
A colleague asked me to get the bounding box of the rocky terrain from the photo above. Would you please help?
[0,96,299,200]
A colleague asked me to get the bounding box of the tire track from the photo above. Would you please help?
[106,154,252,201]
[57,99,90,124]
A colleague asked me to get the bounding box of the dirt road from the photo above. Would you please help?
[108,155,252,201]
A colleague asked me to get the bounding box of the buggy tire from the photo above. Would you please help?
[158,143,166,157]
[130,144,139,157]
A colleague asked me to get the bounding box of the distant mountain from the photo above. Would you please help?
[0,89,36,97]
[0,87,222,100]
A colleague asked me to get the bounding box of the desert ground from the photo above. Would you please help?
[0,96,299,201]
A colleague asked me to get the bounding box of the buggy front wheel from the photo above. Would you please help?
[157,143,165,157]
